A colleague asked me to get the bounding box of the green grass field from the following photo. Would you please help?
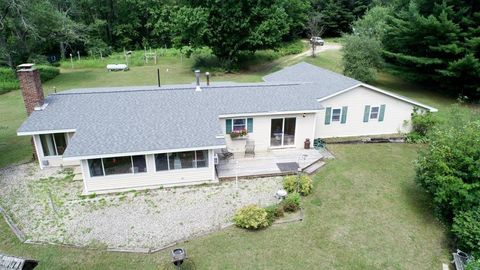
[0,45,470,269]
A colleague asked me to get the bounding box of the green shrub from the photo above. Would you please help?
[416,112,480,221]
[282,192,301,212]
[342,34,384,83]
[452,208,480,253]
[405,131,428,143]
[466,258,480,270]
[408,108,436,142]
[233,204,270,229]
[0,67,19,94]
[37,65,60,82]
[276,40,306,56]
[265,204,284,225]
[283,175,313,196]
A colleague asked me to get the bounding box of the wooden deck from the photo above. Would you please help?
[215,148,324,179]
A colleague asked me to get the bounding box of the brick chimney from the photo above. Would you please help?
[17,63,44,116]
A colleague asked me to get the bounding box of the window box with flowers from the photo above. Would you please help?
[226,118,253,140]
[230,129,248,140]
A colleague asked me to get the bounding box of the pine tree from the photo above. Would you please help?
[383,0,480,99]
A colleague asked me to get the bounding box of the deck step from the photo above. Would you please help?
[303,160,325,175]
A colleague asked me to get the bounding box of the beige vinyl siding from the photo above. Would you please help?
[33,132,80,169]
[81,150,216,194]
[222,113,316,152]
[316,86,416,138]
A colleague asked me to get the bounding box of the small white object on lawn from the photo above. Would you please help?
[106,64,129,71]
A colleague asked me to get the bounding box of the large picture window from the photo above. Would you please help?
[87,155,147,177]
[155,150,209,171]
[103,156,132,175]
[39,133,68,156]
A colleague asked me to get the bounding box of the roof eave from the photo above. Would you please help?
[317,83,438,112]
[218,109,321,118]
[62,144,227,161]
[17,128,77,136]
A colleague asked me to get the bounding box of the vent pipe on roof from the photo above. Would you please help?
[195,70,201,91]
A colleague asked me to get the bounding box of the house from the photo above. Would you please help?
[16,62,437,194]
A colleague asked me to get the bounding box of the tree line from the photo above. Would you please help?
[343,0,479,100]
[1,0,478,99]
[0,0,374,67]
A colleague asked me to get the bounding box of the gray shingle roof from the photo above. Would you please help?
[263,62,360,87]
[17,62,360,158]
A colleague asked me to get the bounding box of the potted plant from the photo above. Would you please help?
[230,129,248,139]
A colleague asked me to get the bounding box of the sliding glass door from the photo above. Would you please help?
[270,118,296,147]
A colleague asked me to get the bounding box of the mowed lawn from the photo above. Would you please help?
[0,144,450,269]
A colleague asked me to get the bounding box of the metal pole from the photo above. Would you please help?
[69,54,73,68]
[235,160,239,189]
[77,51,80,61]
[157,68,161,87]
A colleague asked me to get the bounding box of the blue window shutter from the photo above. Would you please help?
[379,104,386,122]
[363,105,371,122]
[340,106,348,124]
[247,118,253,133]
[325,107,332,125]
[225,119,232,134]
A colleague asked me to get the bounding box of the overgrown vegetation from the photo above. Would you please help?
[452,208,480,253]
[0,68,18,94]
[0,65,59,94]
[466,258,480,270]
[415,105,480,253]
[342,34,383,83]
[405,108,437,143]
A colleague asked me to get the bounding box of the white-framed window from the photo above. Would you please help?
[331,108,342,122]
[88,155,147,177]
[155,150,209,171]
[39,133,68,156]
[370,106,380,119]
[232,118,247,132]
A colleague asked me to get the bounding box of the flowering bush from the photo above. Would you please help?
[230,129,248,139]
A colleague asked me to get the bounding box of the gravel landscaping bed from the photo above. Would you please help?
[0,162,282,250]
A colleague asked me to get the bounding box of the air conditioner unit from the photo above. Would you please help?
[214,154,219,165]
